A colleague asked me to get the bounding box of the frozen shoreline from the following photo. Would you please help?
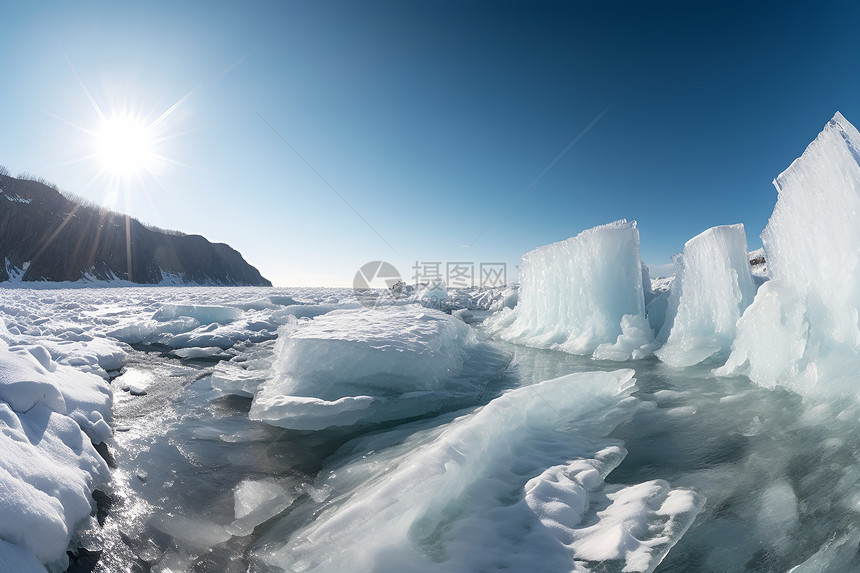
[3,112,860,571]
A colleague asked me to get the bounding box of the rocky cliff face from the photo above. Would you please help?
[0,174,271,286]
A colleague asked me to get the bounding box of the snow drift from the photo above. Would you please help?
[0,319,116,570]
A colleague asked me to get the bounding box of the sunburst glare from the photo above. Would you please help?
[53,54,193,200]
[93,113,159,177]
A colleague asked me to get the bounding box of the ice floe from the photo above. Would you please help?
[247,305,511,430]
[258,368,703,573]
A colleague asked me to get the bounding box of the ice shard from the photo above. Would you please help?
[486,220,653,358]
[717,112,860,395]
[655,224,756,367]
[261,368,703,573]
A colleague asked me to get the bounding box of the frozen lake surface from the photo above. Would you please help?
[2,286,859,573]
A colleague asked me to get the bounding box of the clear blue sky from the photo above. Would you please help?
[1,1,858,286]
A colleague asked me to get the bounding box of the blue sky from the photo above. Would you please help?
[1,1,858,286]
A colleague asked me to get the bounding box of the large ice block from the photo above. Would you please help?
[248,306,511,430]
[486,220,653,358]
[655,224,756,367]
[718,112,860,395]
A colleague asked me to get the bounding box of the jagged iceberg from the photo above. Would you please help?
[486,220,654,359]
[655,224,756,367]
[717,112,860,396]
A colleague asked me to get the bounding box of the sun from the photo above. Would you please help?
[93,114,158,177]
[57,55,207,191]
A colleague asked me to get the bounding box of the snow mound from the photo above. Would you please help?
[106,316,201,344]
[0,298,120,569]
[718,112,860,396]
[0,338,113,443]
[259,368,703,572]
[527,467,704,571]
[486,220,653,359]
[247,306,511,430]
[655,224,756,367]
[0,403,108,568]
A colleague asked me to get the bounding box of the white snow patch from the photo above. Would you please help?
[0,403,108,567]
